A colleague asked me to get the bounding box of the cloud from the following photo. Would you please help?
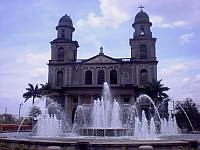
[158,58,200,103]
[160,63,187,78]
[179,32,194,45]
[0,51,49,114]
[76,0,200,30]
[16,52,49,66]
[76,0,133,30]
[181,74,200,89]
[151,16,187,28]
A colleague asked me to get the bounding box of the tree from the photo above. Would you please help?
[175,98,200,131]
[23,83,42,128]
[157,98,171,120]
[145,79,170,105]
[23,83,42,104]
[29,106,42,119]
[0,114,17,124]
[39,82,52,97]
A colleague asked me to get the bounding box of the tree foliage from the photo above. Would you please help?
[0,114,17,124]
[23,83,42,104]
[29,106,42,118]
[145,79,170,105]
[175,98,200,131]
[39,82,52,97]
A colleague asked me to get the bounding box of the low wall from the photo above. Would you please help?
[0,124,31,132]
[0,137,199,150]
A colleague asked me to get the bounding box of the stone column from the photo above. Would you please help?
[78,95,81,105]
[94,68,97,85]
[64,95,69,114]
[105,67,109,83]
[90,95,94,103]
[65,95,72,123]
[130,96,135,105]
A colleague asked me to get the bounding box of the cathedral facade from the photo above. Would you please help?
[48,8,158,122]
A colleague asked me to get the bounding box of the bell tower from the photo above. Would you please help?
[129,6,156,61]
[129,6,158,84]
[48,14,79,88]
[50,14,79,62]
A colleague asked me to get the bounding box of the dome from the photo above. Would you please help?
[58,14,73,27]
[134,10,150,23]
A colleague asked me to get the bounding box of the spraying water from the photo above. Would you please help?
[34,82,180,137]
[91,83,121,128]
[17,116,30,133]
[177,101,195,132]
[136,94,161,121]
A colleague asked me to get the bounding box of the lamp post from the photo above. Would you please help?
[170,99,175,120]
[18,102,23,125]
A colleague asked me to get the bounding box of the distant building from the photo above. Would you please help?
[48,8,158,122]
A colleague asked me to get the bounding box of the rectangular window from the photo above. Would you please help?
[73,98,78,103]
[124,97,130,103]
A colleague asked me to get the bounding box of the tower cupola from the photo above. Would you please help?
[132,6,152,38]
[58,14,74,27]
[56,14,75,40]
[129,6,156,61]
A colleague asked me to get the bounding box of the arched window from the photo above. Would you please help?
[57,71,63,86]
[57,47,64,61]
[85,70,92,85]
[140,44,147,59]
[110,70,117,84]
[140,69,148,84]
[98,70,105,84]
[61,30,65,39]
[140,25,145,35]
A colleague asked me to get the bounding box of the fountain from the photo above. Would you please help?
[32,82,180,137]
[69,82,178,137]
[1,82,199,150]
[72,83,134,136]
[176,101,195,132]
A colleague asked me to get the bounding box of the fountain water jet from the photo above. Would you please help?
[35,102,67,137]
[74,82,127,136]
[176,101,195,131]
[34,82,179,137]
[73,83,179,137]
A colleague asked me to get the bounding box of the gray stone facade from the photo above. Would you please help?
[48,9,158,122]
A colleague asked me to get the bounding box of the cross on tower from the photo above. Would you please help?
[139,5,144,11]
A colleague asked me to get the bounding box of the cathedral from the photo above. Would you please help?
[48,8,158,122]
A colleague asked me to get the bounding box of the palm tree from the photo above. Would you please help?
[39,83,51,97]
[145,79,170,105]
[23,83,42,104]
[23,83,42,129]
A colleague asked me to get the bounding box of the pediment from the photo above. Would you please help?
[84,55,118,64]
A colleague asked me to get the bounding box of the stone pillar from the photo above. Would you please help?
[130,96,135,105]
[64,95,69,114]
[78,95,81,105]
[94,68,97,85]
[105,67,109,83]
[136,66,139,85]
[91,95,94,103]
[65,95,72,123]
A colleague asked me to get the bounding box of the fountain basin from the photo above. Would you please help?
[1,134,200,150]
[79,128,134,136]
